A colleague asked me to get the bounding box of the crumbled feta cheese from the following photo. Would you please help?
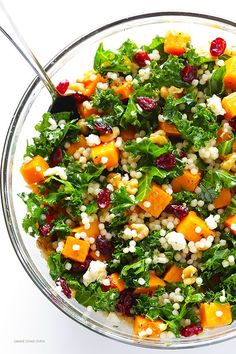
[165,231,187,251]
[86,134,101,147]
[207,95,226,116]
[83,260,107,286]
[44,166,67,180]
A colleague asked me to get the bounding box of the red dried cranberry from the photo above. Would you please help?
[137,97,157,112]
[180,324,202,337]
[116,289,137,316]
[165,204,189,220]
[155,153,176,170]
[96,235,114,256]
[39,223,52,237]
[210,38,226,57]
[229,117,236,130]
[71,259,91,273]
[93,121,112,134]
[74,92,89,103]
[133,51,150,67]
[56,80,69,94]
[55,277,71,298]
[46,208,56,224]
[181,64,198,83]
[179,150,187,158]
[97,188,111,209]
[49,147,63,167]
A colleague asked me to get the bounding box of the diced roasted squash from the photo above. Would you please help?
[134,271,166,294]
[133,316,167,337]
[91,141,119,169]
[88,250,109,262]
[216,128,233,144]
[77,104,98,119]
[20,155,49,185]
[159,121,181,137]
[164,31,191,56]
[77,73,106,96]
[171,170,201,193]
[66,135,87,155]
[224,215,236,235]
[72,220,100,239]
[224,56,236,91]
[200,303,232,329]
[139,183,172,218]
[109,273,125,292]
[62,236,90,263]
[176,211,215,242]
[163,265,183,283]
[213,188,232,209]
[222,92,236,120]
[114,81,133,100]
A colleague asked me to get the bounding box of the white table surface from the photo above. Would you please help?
[1,0,236,353]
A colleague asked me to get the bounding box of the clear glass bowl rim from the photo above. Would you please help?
[1,11,236,350]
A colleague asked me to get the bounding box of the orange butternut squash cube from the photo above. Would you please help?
[77,73,106,96]
[200,303,232,329]
[224,215,236,235]
[134,271,166,294]
[72,220,100,239]
[77,104,98,119]
[66,135,87,155]
[164,31,191,56]
[159,122,181,137]
[62,236,90,263]
[216,128,233,144]
[213,188,232,209]
[224,56,236,91]
[171,170,201,193]
[138,183,172,218]
[176,211,215,242]
[133,316,167,337]
[114,82,133,100]
[91,141,119,169]
[109,273,125,292]
[222,92,236,120]
[88,250,109,262]
[163,265,183,283]
[20,155,49,185]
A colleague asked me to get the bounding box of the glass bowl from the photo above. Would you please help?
[1,12,236,349]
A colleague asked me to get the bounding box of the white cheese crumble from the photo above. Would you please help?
[165,231,187,251]
[206,94,226,116]
[83,260,107,286]
[44,166,67,180]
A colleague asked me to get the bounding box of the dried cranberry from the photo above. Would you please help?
[96,235,114,256]
[181,64,198,83]
[137,97,158,112]
[56,79,69,94]
[49,147,63,167]
[74,92,89,103]
[229,117,236,130]
[97,188,111,209]
[210,38,226,57]
[46,208,56,224]
[55,277,71,298]
[71,259,91,273]
[180,324,202,337]
[39,223,52,237]
[93,121,112,134]
[116,289,137,316]
[179,150,187,158]
[133,51,150,67]
[155,153,176,170]
[165,204,189,220]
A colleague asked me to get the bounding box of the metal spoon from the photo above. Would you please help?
[0,1,77,115]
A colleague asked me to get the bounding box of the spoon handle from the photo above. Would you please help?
[0,0,57,99]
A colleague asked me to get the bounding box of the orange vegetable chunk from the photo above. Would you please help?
[77,104,98,119]
[72,220,100,239]
[222,92,236,120]
[134,271,166,294]
[224,56,236,91]
[133,316,167,337]
[20,155,49,185]
[62,236,90,263]
[88,250,109,262]
[114,82,133,100]
[171,170,201,193]
[224,215,236,235]
[91,141,119,169]
[159,121,181,137]
[176,211,215,242]
[213,188,232,209]
[216,128,233,144]
[164,31,191,56]
[163,265,183,283]
[138,183,172,218]
[110,273,125,292]
[66,135,87,155]
[78,73,106,96]
[200,303,232,329]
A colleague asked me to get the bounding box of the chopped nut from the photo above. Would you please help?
[107,173,122,189]
[182,265,197,285]
[122,178,138,195]
[150,130,169,145]
[130,223,149,241]
[220,153,236,172]
[77,119,89,135]
[160,86,184,100]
